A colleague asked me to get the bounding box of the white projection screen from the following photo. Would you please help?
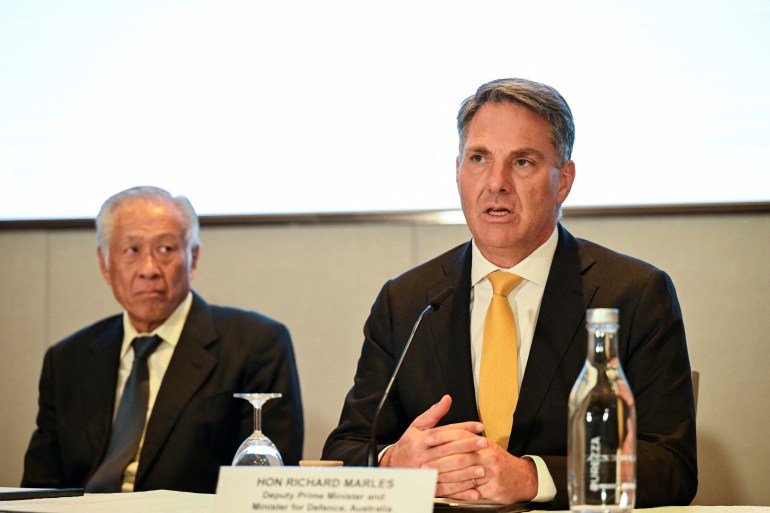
[1,0,768,220]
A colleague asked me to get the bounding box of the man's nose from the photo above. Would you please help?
[487,162,511,193]
[137,252,162,278]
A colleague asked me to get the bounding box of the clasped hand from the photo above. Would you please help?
[379,395,538,504]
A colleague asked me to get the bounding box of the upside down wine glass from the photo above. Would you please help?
[232,393,284,466]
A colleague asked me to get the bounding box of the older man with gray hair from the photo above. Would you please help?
[23,186,303,493]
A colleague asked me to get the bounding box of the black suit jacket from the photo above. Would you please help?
[22,292,303,493]
[323,225,697,508]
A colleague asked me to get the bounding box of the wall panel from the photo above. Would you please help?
[1,214,768,505]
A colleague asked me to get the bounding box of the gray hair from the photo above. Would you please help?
[457,78,575,167]
[96,186,200,262]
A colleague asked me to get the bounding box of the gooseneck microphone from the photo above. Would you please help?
[366,285,455,467]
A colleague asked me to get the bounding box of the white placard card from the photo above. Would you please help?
[214,466,437,513]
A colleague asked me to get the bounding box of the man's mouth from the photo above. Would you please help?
[136,290,164,298]
[486,208,511,216]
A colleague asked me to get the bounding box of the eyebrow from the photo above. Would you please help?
[122,233,179,243]
[463,145,549,161]
[509,147,548,160]
[462,144,491,156]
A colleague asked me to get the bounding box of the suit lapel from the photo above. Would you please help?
[136,293,218,481]
[83,321,123,465]
[427,243,479,423]
[509,225,597,454]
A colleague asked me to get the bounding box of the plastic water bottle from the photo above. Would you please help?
[568,308,636,513]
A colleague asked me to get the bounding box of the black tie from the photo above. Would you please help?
[86,335,162,493]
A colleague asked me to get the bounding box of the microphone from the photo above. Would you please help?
[367,285,455,467]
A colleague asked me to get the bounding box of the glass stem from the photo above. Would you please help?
[253,405,263,435]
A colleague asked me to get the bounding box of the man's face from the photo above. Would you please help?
[98,198,199,333]
[456,101,575,268]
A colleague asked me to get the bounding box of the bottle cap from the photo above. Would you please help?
[586,308,619,324]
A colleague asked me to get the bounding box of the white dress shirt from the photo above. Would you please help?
[469,227,558,502]
[113,292,193,491]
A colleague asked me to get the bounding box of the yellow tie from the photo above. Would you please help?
[479,271,524,448]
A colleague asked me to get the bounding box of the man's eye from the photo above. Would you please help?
[514,159,531,167]
[470,154,485,163]
[158,245,174,253]
[126,247,138,254]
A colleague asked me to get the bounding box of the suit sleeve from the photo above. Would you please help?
[542,269,697,509]
[624,270,697,506]
[21,348,67,487]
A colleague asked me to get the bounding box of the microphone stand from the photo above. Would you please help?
[366,286,454,467]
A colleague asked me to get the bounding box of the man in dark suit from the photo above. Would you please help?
[322,79,697,508]
[22,186,303,493]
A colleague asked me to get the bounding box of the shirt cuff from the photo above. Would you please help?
[523,455,556,503]
[378,444,393,463]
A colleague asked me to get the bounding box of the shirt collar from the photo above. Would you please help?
[471,226,559,287]
[121,292,194,356]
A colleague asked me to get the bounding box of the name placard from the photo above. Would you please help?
[214,466,437,513]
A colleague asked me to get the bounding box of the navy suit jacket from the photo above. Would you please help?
[323,225,697,508]
[23,292,303,493]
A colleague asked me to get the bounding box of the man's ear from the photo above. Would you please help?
[189,245,200,280]
[557,160,576,205]
[456,155,462,191]
[97,247,112,286]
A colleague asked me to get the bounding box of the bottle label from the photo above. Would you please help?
[588,436,602,492]
[588,436,636,492]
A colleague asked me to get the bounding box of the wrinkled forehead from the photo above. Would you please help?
[460,101,557,155]
[461,98,549,136]
[111,198,187,239]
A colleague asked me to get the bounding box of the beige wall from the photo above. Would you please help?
[1,212,768,506]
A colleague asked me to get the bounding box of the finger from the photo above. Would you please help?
[411,395,452,431]
[437,483,482,501]
[425,428,488,448]
[426,421,485,439]
[421,451,479,474]
[425,435,488,462]
[434,466,485,484]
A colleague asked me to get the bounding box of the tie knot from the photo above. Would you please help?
[131,335,162,361]
[487,271,523,297]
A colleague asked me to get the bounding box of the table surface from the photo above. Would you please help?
[0,490,768,513]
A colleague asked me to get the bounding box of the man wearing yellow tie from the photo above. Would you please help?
[323,78,697,509]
